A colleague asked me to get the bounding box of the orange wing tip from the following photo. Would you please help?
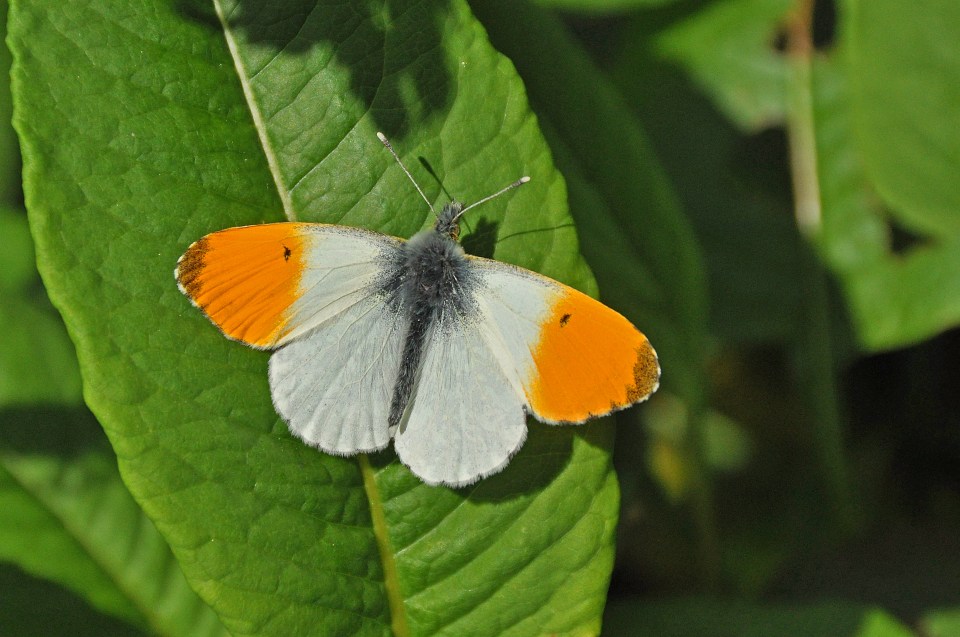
[528,287,661,424]
[175,237,210,304]
[175,224,308,348]
[628,339,661,405]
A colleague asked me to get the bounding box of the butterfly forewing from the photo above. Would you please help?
[470,257,660,424]
[176,223,402,349]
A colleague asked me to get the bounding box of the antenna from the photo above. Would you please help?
[457,176,531,221]
[376,132,531,223]
[377,132,435,214]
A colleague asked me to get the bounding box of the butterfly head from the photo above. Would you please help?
[435,201,465,241]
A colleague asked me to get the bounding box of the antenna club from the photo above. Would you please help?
[458,175,531,216]
[376,131,388,143]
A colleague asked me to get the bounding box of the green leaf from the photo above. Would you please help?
[812,56,960,350]
[0,208,33,290]
[854,609,915,637]
[471,0,719,585]
[809,0,960,348]
[612,12,802,344]
[11,1,619,635]
[0,0,21,205]
[471,0,707,403]
[0,208,82,407]
[922,607,960,637]
[846,0,960,238]
[0,406,227,636]
[655,0,794,131]
[0,188,220,635]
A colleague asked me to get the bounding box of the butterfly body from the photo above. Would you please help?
[382,202,477,433]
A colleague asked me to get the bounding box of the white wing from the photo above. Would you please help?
[183,223,656,481]
[269,294,408,455]
[248,224,409,455]
[393,313,528,487]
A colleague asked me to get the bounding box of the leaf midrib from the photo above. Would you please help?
[213,0,297,221]
[359,455,409,637]
[212,3,407,634]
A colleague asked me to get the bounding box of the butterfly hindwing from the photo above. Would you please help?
[391,256,660,486]
[269,294,408,455]
[393,313,527,486]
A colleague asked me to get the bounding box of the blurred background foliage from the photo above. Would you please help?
[1,0,958,635]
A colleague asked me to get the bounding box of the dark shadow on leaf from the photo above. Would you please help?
[468,425,575,502]
[173,0,220,31]
[494,222,577,247]
[460,216,499,259]
[0,406,109,459]
[888,218,929,256]
[177,0,453,138]
[417,155,455,202]
[0,563,144,637]
[364,424,572,501]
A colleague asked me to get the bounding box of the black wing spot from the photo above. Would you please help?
[283,245,292,261]
[559,313,571,327]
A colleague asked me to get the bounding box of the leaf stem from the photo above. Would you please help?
[688,401,722,589]
[786,0,821,238]
[359,455,409,637]
[785,0,854,531]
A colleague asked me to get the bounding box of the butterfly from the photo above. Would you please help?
[175,133,660,487]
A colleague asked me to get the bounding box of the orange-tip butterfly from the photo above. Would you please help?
[175,133,660,487]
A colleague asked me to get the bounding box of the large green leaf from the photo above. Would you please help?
[11,1,620,635]
[471,0,706,406]
[0,208,81,406]
[612,9,801,345]
[655,0,793,132]
[601,0,850,590]
[812,54,960,350]
[470,0,717,580]
[799,0,960,350]
[0,200,224,635]
[846,0,960,238]
[0,407,227,636]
